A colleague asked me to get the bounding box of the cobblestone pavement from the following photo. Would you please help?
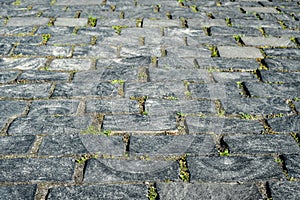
[0,0,300,199]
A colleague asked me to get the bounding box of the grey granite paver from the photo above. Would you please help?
[0,135,35,155]
[218,46,263,58]
[130,135,217,156]
[84,158,179,182]
[188,156,284,182]
[0,158,75,182]
[8,115,92,135]
[186,116,264,134]
[157,182,262,200]
[48,184,148,200]
[224,134,300,154]
[269,181,300,200]
[1,0,299,199]
[0,185,37,200]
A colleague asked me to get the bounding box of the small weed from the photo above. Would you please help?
[225,18,232,27]
[216,1,222,6]
[166,11,172,19]
[153,4,161,13]
[233,34,245,46]
[207,13,215,19]
[190,5,198,12]
[240,112,255,120]
[42,34,51,45]
[81,126,100,134]
[203,26,211,36]
[76,154,98,164]
[111,79,125,84]
[91,36,97,45]
[290,37,299,46]
[88,17,97,27]
[142,111,148,115]
[180,17,188,28]
[278,20,287,29]
[102,130,112,136]
[177,112,186,117]
[164,96,178,100]
[179,156,190,182]
[110,5,116,12]
[136,18,143,27]
[112,25,128,35]
[178,0,185,7]
[12,0,21,5]
[27,5,33,10]
[219,149,230,156]
[50,0,56,5]
[148,185,158,200]
[209,46,219,57]
[258,27,266,37]
[48,18,55,26]
[119,11,125,19]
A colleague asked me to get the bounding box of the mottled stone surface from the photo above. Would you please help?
[269,181,300,200]
[0,185,37,200]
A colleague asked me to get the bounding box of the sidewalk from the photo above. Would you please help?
[0,0,299,199]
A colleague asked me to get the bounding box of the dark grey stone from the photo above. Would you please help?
[0,26,34,35]
[210,26,261,36]
[84,158,179,182]
[245,82,300,98]
[222,98,291,115]
[145,99,215,116]
[241,36,295,47]
[125,82,186,99]
[190,35,237,46]
[0,58,47,70]
[0,185,37,200]
[218,46,263,59]
[232,19,281,28]
[0,43,12,55]
[86,99,139,114]
[269,181,300,200]
[49,59,92,71]
[48,184,148,200]
[0,100,27,117]
[188,156,284,182]
[8,115,92,135]
[265,48,300,58]
[157,57,195,69]
[186,116,264,134]
[36,26,74,35]
[52,82,119,98]
[130,135,217,156]
[260,71,300,83]
[28,99,79,116]
[47,35,91,45]
[157,182,262,200]
[212,72,257,82]
[102,114,177,132]
[224,134,300,154]
[189,82,241,99]
[54,18,87,26]
[268,115,300,133]
[283,154,300,179]
[0,83,51,99]
[0,158,75,182]
[18,70,69,82]
[96,56,151,69]
[14,45,72,57]
[73,45,117,58]
[0,71,19,83]
[0,135,35,155]
[73,67,139,82]
[166,46,211,58]
[264,58,300,71]
[120,45,161,58]
[148,67,212,82]
[196,57,259,70]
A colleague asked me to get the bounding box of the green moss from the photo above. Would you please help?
[112,25,128,35]
[42,34,51,44]
[12,0,21,5]
[148,185,158,200]
[88,17,97,27]
[219,149,230,156]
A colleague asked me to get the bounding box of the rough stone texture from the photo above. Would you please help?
[222,97,291,115]
[264,58,300,71]
[283,154,300,179]
[8,115,92,135]
[157,182,262,200]
[0,185,37,200]
[260,71,300,83]
[188,156,284,182]
[48,184,148,200]
[186,116,264,134]
[6,17,49,26]
[54,18,88,27]
[102,114,177,132]
[0,158,75,182]
[0,58,47,70]
[264,48,300,58]
[130,135,217,156]
[268,115,300,133]
[224,134,300,154]
[85,99,139,114]
[245,82,300,99]
[0,83,52,99]
[269,181,300,200]
[49,59,92,71]
[0,135,35,155]
[218,46,263,58]
[241,36,295,47]
[14,45,72,57]
[145,99,215,116]
[18,70,69,82]
[84,158,179,182]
